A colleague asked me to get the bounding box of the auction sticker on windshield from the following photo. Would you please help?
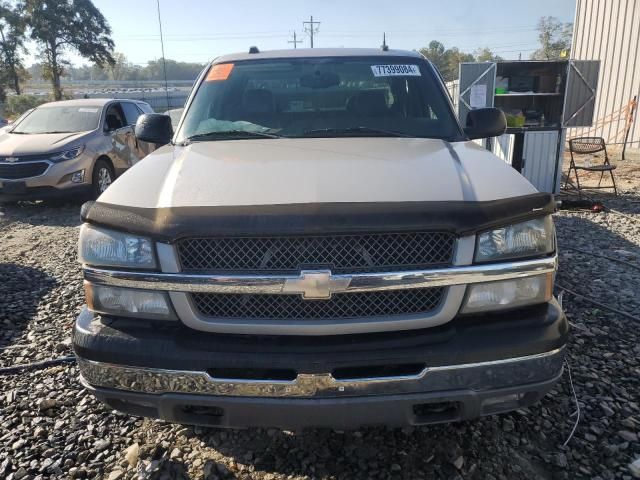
[371,65,421,77]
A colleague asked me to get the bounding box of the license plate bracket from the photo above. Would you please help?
[2,181,27,194]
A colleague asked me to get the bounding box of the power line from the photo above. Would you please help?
[303,15,320,48]
[155,0,170,112]
[288,31,303,49]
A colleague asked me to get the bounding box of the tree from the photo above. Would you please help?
[419,41,448,77]
[109,52,129,81]
[445,47,474,81]
[25,0,115,100]
[0,1,28,94]
[474,47,504,63]
[531,16,573,60]
[419,41,475,82]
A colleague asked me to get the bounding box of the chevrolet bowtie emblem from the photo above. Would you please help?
[5,157,19,163]
[282,270,351,299]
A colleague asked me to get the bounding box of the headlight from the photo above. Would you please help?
[85,283,175,320]
[78,224,156,269]
[49,145,85,163]
[476,216,555,262]
[462,274,552,314]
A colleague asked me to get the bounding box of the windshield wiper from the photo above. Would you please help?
[300,127,413,138]
[39,131,74,134]
[182,130,281,144]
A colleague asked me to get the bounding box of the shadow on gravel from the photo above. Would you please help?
[605,192,640,215]
[187,421,550,479]
[0,200,84,227]
[0,263,57,350]
[561,191,640,215]
[555,213,640,316]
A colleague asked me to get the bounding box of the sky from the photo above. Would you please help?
[29,0,577,66]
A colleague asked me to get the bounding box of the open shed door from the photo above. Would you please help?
[458,63,496,125]
[562,60,600,127]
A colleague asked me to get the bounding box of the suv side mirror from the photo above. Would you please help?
[135,114,173,145]
[464,108,507,140]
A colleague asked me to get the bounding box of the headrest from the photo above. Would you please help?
[106,114,121,130]
[351,90,388,116]
[242,89,275,114]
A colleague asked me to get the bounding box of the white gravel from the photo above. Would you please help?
[0,190,638,480]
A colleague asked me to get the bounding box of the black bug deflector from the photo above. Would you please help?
[80,193,555,241]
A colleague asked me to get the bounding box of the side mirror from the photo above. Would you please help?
[464,108,507,140]
[134,114,173,145]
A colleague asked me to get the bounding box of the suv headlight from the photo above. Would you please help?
[49,145,85,163]
[78,224,156,269]
[476,216,555,262]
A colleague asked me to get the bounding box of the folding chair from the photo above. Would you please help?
[565,137,618,196]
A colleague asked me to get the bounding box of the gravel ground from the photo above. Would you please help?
[0,190,639,480]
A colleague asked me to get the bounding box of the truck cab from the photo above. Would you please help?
[74,48,566,429]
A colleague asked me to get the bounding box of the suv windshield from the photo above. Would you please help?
[177,56,462,142]
[12,105,101,134]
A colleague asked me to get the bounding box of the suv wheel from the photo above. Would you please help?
[92,160,114,198]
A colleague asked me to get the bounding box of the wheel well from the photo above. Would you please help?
[93,155,114,178]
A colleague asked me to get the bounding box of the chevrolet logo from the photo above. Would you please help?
[4,157,19,163]
[282,270,351,300]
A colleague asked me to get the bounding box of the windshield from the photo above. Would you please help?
[12,105,101,134]
[177,56,462,142]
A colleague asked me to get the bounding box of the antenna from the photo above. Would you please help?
[288,30,303,49]
[156,0,170,112]
[381,32,388,51]
[303,16,320,48]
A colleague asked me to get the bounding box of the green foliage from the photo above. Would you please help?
[531,16,573,60]
[474,47,504,63]
[25,0,115,99]
[4,93,46,116]
[27,54,207,83]
[0,0,29,94]
[419,41,495,82]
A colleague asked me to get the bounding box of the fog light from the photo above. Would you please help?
[85,283,175,320]
[71,170,85,183]
[462,274,552,313]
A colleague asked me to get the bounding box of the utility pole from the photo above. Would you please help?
[288,30,303,49]
[303,15,320,48]
[156,0,170,112]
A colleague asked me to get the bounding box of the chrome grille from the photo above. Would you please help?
[191,287,445,320]
[177,232,456,273]
[0,162,48,179]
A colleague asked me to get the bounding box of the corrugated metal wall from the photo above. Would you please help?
[571,0,640,149]
[490,132,563,193]
[445,80,459,111]
[522,131,564,193]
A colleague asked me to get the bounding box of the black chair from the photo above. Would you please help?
[565,137,618,196]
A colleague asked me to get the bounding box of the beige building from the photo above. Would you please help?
[571,0,640,152]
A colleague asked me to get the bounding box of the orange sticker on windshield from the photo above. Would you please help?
[206,63,234,82]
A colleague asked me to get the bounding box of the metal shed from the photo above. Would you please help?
[457,60,600,193]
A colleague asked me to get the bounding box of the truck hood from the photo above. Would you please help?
[98,138,537,209]
[0,131,92,156]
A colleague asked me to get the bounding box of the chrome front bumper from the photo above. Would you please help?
[83,256,557,296]
[77,347,564,399]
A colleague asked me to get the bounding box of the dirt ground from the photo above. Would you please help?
[560,146,640,194]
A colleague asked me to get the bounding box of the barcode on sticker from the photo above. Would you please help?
[371,65,421,77]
